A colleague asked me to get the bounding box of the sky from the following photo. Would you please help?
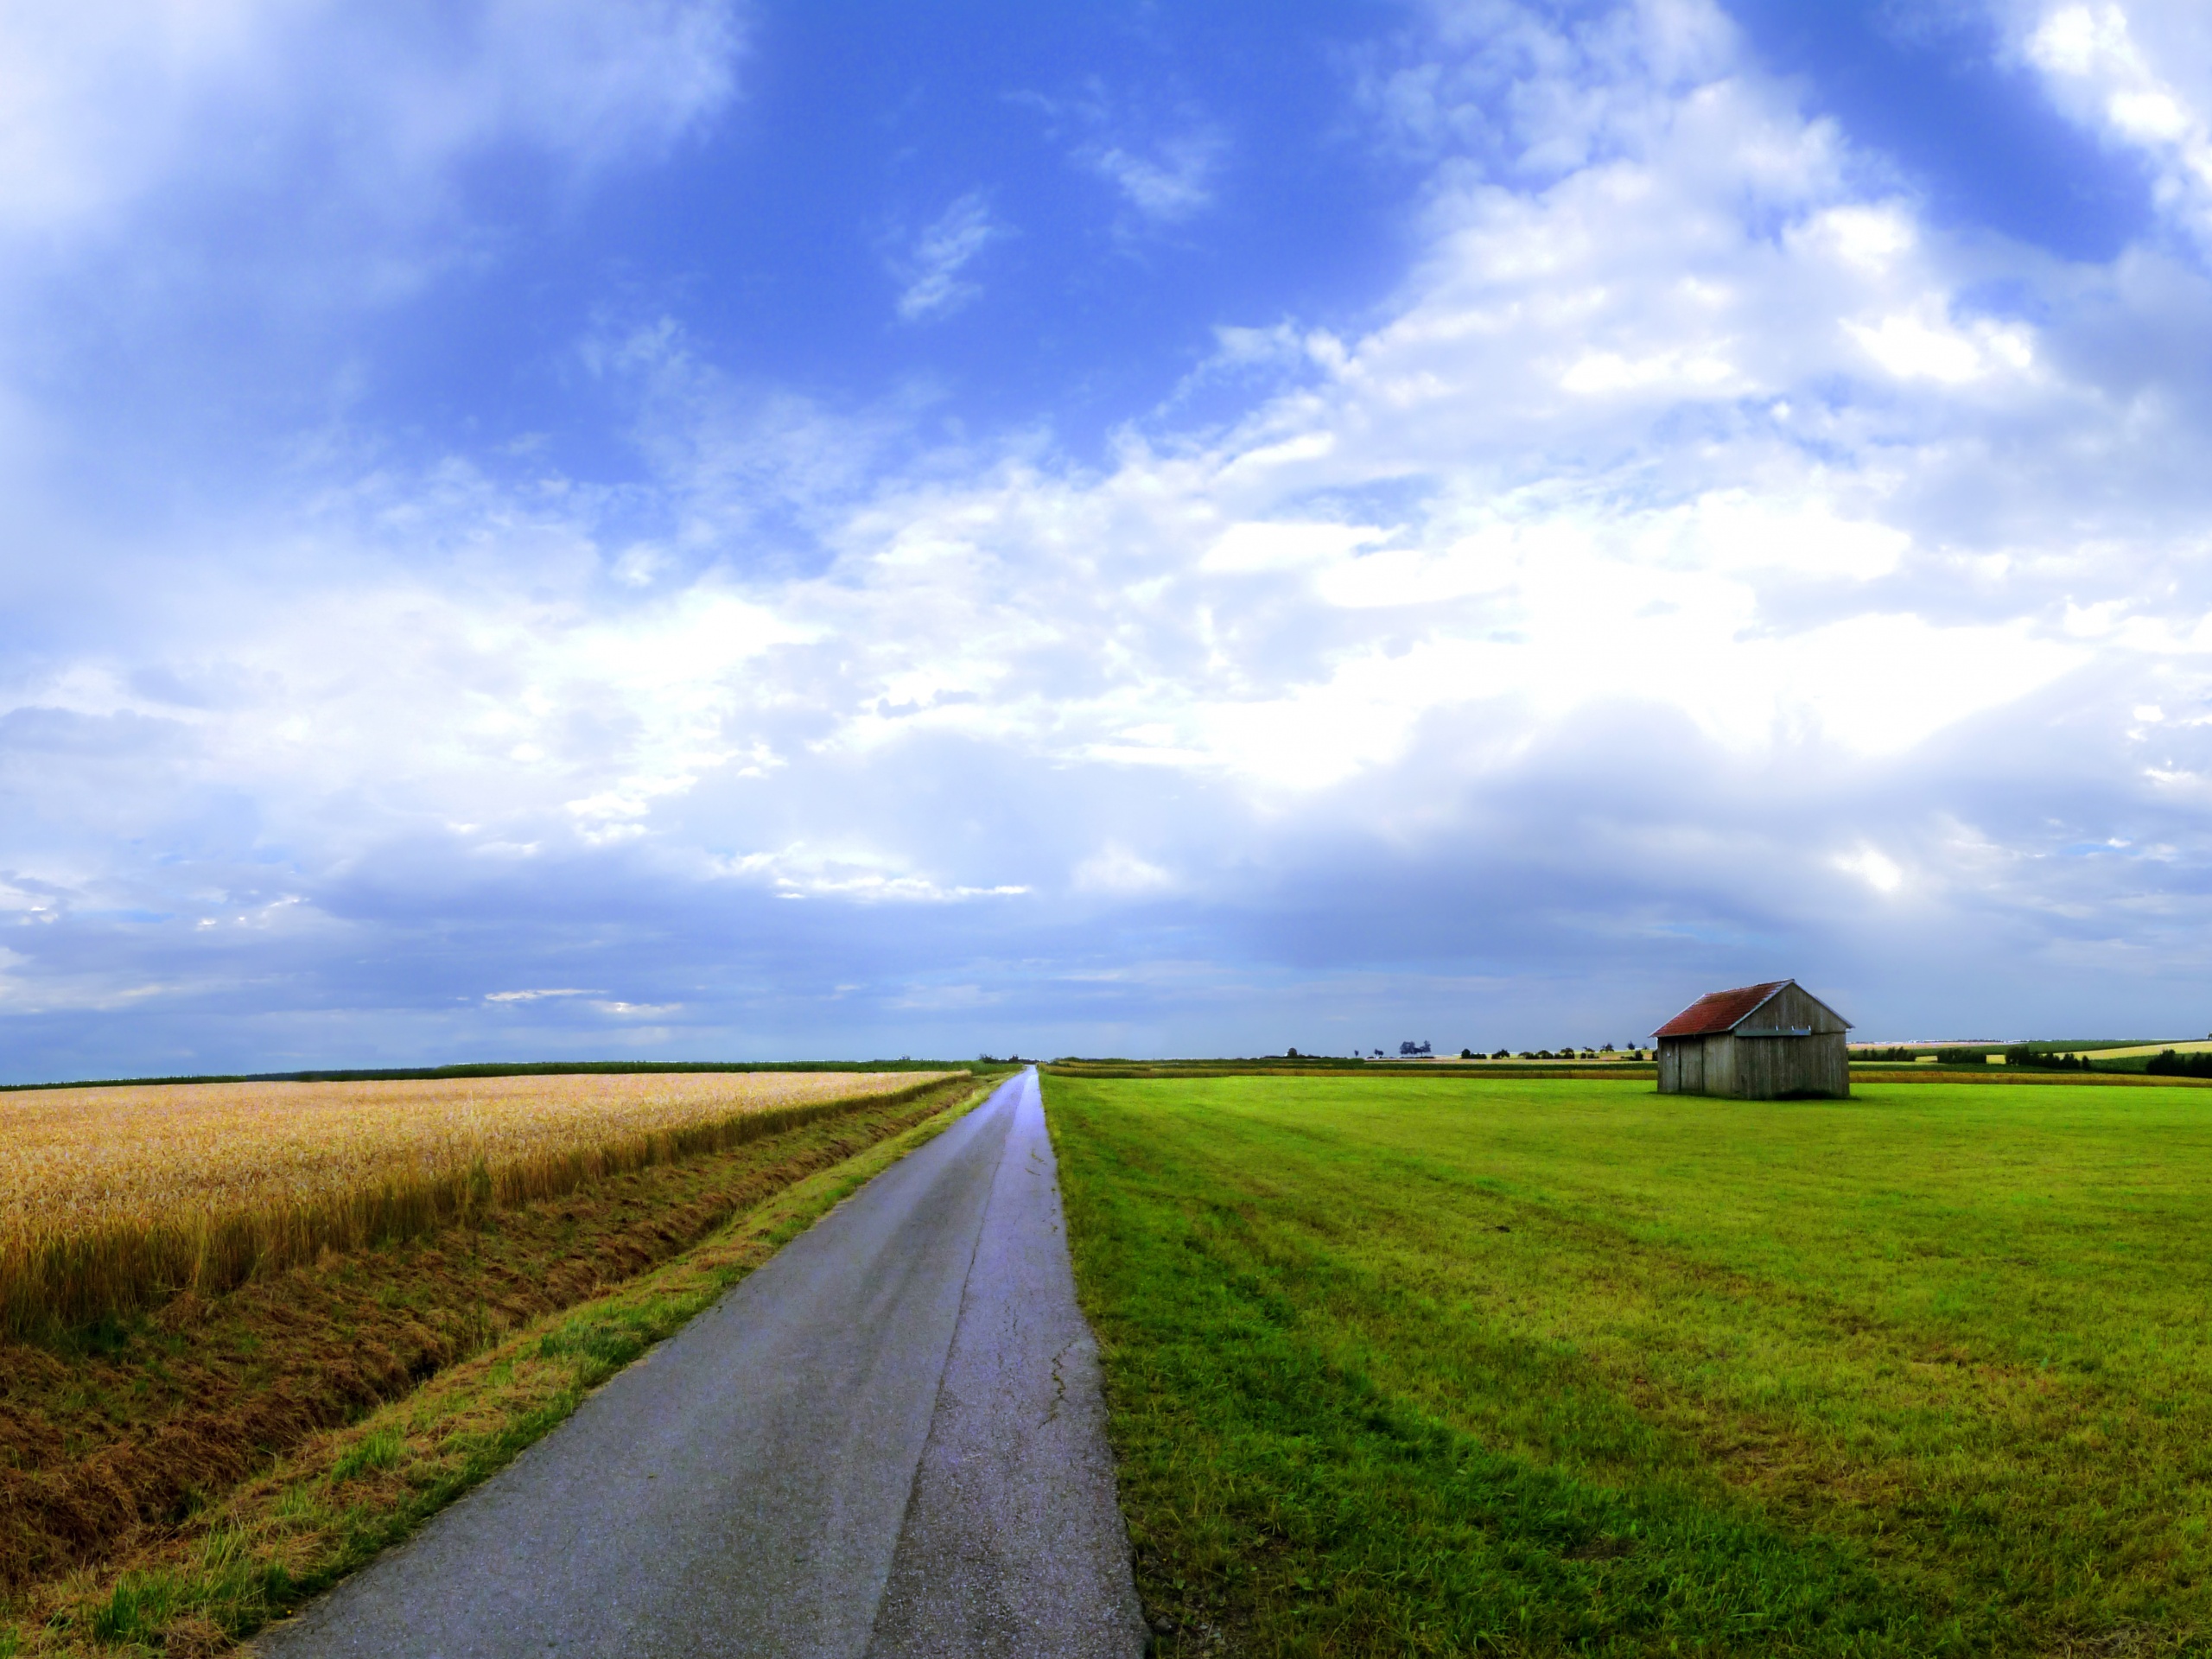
[5,0,2212,1078]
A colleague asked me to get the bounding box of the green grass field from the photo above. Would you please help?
[1043,1072,2212,1656]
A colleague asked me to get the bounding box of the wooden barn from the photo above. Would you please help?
[1652,980,1852,1099]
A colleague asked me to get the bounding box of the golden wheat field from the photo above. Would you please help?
[0,1070,953,1334]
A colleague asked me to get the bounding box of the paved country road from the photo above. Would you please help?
[252,1068,1147,1659]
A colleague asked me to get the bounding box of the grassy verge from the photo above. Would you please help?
[2,1076,998,1656]
[1046,1072,2212,1656]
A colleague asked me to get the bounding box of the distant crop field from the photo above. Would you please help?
[1046,1072,2212,1655]
[1,1071,950,1335]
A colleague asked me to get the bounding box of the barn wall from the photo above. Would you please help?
[1705,1033,1738,1096]
[1656,1028,1850,1098]
[1808,1032,1851,1096]
[1657,1037,1707,1095]
[1765,982,1850,1035]
[1726,1035,1847,1098]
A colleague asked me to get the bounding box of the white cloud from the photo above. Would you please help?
[2012,2,2212,245]
[1019,81,1225,230]
[714,843,1028,904]
[1846,308,2034,383]
[0,0,743,242]
[1078,130,1224,224]
[1203,522,1390,575]
[1073,845,1175,895]
[893,192,1002,321]
[1836,845,1904,893]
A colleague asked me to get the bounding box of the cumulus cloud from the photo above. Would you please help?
[2007,1,2212,245]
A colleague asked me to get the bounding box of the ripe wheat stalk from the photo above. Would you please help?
[0,1071,956,1336]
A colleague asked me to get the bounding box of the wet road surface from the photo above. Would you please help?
[252,1067,1147,1659]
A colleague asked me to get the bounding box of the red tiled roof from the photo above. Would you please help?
[1653,981,1790,1039]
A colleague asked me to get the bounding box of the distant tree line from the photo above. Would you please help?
[1449,1046,1648,1061]
[2145,1049,2212,1078]
[2003,1046,2098,1071]
[1861,1046,2069,1067]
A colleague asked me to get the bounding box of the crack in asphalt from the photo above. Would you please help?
[1042,1338,1078,1428]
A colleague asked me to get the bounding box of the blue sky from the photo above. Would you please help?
[6,0,2212,1078]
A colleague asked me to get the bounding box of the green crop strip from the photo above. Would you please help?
[1046,1072,2212,1656]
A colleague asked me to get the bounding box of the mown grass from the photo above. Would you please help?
[1045,1073,2212,1656]
[1050,1062,1656,1083]
[0,1076,998,1656]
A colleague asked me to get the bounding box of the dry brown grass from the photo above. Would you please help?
[0,1070,953,1336]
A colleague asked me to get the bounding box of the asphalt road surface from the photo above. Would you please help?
[253,1067,1147,1659]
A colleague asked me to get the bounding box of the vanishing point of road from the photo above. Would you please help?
[253,1067,1149,1658]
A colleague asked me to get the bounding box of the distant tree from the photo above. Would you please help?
[1287,1046,1300,1058]
[1493,1048,1510,1059]
[2006,1045,2089,1071]
[1459,1047,1474,1059]
[2147,1049,2212,1078]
